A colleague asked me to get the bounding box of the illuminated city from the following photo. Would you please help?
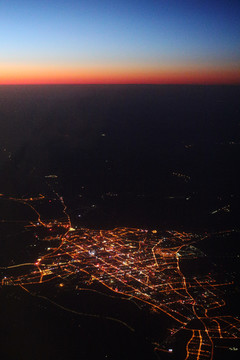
[1,0,240,356]
[1,194,239,360]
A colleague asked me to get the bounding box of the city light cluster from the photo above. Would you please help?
[1,194,240,360]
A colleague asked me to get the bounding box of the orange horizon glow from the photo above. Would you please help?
[1,63,240,85]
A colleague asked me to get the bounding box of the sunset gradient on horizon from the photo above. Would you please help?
[0,0,240,85]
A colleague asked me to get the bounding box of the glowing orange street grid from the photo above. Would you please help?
[1,194,240,360]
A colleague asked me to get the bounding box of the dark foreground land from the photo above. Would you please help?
[0,85,240,360]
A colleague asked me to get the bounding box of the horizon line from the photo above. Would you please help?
[1,82,240,86]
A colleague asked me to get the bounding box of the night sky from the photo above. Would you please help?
[0,0,240,84]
